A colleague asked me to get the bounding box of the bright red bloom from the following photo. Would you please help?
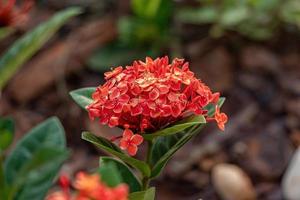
[119,129,143,156]
[87,56,228,155]
[0,0,33,27]
[46,172,129,200]
[214,106,228,131]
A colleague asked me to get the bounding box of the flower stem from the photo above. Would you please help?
[0,153,5,196]
[0,152,10,200]
[142,139,153,190]
[146,140,153,165]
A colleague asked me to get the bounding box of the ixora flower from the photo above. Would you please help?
[0,0,33,27]
[87,56,228,156]
[46,172,129,200]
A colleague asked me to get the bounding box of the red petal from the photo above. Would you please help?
[87,108,100,120]
[129,98,139,107]
[158,85,169,94]
[150,109,161,118]
[161,105,172,117]
[104,100,116,109]
[211,92,220,104]
[127,144,138,156]
[99,116,109,124]
[131,134,144,145]
[119,94,130,104]
[113,103,124,113]
[123,129,133,140]
[118,83,128,95]
[146,101,156,110]
[104,66,122,79]
[131,105,143,116]
[171,104,181,118]
[119,139,129,150]
[167,92,178,102]
[110,87,120,99]
[131,85,141,95]
[108,117,119,127]
[149,88,160,100]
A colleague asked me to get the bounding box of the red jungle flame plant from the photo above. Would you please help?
[87,56,228,156]
[0,0,33,27]
[47,172,129,200]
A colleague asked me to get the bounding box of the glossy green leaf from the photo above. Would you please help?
[0,117,14,152]
[4,117,67,199]
[14,148,69,200]
[143,115,206,140]
[82,132,151,177]
[99,157,142,192]
[129,187,155,200]
[150,98,225,178]
[150,125,204,178]
[69,87,95,109]
[0,7,82,89]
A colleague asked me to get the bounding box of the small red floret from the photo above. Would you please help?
[214,106,228,131]
[119,129,143,156]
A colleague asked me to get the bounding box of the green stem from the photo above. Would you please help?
[0,153,16,200]
[146,140,153,165]
[0,153,6,199]
[142,139,153,190]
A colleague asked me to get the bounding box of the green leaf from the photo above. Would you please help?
[281,0,300,25]
[0,27,14,40]
[220,7,249,26]
[129,187,155,200]
[143,115,206,140]
[0,117,14,152]
[178,6,218,24]
[14,148,69,200]
[131,0,172,23]
[150,125,204,178]
[150,98,225,178]
[99,157,142,192]
[131,0,162,19]
[0,7,82,89]
[69,87,95,109]
[82,132,151,177]
[4,117,68,200]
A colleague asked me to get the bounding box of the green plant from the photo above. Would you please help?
[88,0,174,72]
[0,7,82,90]
[178,0,300,40]
[70,56,228,199]
[0,117,69,200]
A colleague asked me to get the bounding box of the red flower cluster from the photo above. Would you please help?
[87,56,227,156]
[46,172,128,200]
[0,0,33,27]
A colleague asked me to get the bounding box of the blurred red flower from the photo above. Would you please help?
[46,172,129,200]
[87,56,227,156]
[0,0,33,27]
